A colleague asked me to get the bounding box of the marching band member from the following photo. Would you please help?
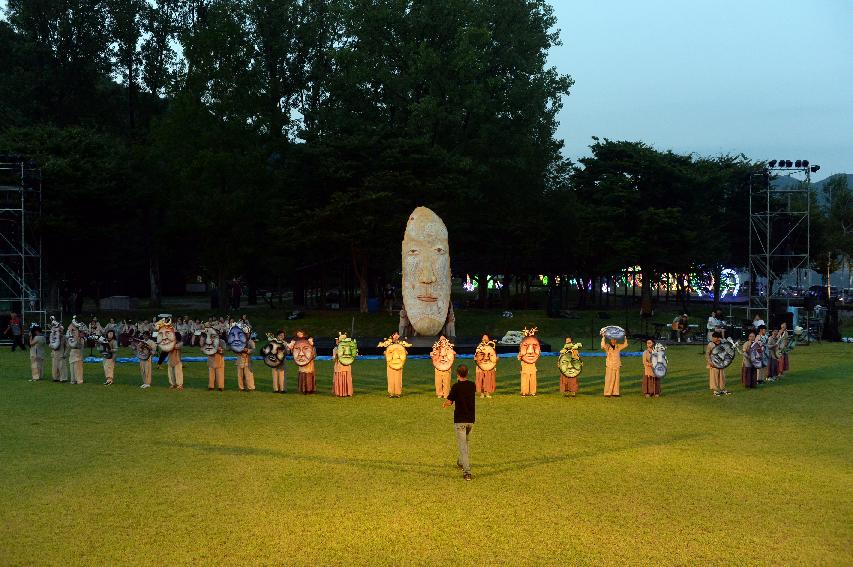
[601,331,628,397]
[28,324,45,381]
[236,336,256,392]
[102,329,118,385]
[705,332,730,396]
[741,332,757,389]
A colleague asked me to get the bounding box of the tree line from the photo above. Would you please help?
[0,1,847,313]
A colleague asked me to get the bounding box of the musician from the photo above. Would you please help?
[706,309,725,341]
[102,329,118,385]
[755,325,768,384]
[778,323,790,375]
[767,329,780,382]
[641,339,660,398]
[671,314,689,342]
[600,331,629,397]
[752,314,766,330]
[741,332,757,389]
[704,332,730,396]
[272,330,287,393]
[51,329,69,383]
[28,325,45,382]
[236,337,256,392]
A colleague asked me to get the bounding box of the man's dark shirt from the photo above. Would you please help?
[447,380,476,423]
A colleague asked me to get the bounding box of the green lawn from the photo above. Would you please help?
[0,341,851,566]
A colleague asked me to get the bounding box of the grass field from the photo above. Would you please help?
[1,339,851,566]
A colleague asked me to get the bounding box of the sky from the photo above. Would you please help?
[548,0,853,177]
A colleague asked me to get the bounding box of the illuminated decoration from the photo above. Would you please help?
[463,274,504,292]
[463,274,477,292]
[539,275,549,286]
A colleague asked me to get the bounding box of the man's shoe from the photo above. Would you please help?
[713,390,723,396]
[463,473,472,481]
[176,385,184,391]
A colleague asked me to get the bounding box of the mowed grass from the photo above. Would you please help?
[0,342,851,566]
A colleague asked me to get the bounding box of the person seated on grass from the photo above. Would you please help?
[443,364,475,481]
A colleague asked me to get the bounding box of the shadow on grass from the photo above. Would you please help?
[164,431,706,480]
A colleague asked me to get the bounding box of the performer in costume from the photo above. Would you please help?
[48,317,69,383]
[332,332,357,397]
[767,329,780,382]
[558,337,583,396]
[155,318,183,391]
[379,332,411,398]
[200,325,225,391]
[288,330,316,394]
[267,330,288,393]
[473,335,497,398]
[641,339,660,398]
[100,329,118,385]
[741,332,757,389]
[237,335,255,392]
[430,336,456,399]
[66,316,86,384]
[600,327,628,397]
[28,324,45,382]
[705,332,731,396]
[132,332,155,388]
[755,325,768,384]
[517,327,541,397]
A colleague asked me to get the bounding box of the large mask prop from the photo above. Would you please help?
[710,338,737,369]
[48,316,64,351]
[226,323,249,353]
[261,333,287,368]
[601,325,626,341]
[782,327,802,353]
[291,335,315,368]
[379,335,411,371]
[558,340,584,377]
[65,316,86,349]
[519,327,541,364]
[93,334,114,359]
[475,337,498,372]
[336,333,359,366]
[749,339,766,368]
[651,343,668,378]
[155,318,177,353]
[199,327,221,356]
[401,207,451,336]
[135,338,154,361]
[430,336,456,372]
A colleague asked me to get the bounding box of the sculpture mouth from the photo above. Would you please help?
[417,295,438,302]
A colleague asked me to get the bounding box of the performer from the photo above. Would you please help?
[517,327,541,397]
[49,318,69,383]
[755,325,768,384]
[332,333,355,397]
[271,330,288,393]
[157,333,184,391]
[101,329,118,385]
[206,340,225,392]
[641,339,661,398]
[288,330,316,394]
[28,324,45,382]
[66,318,86,384]
[430,336,456,399]
[236,335,256,392]
[558,337,583,397]
[706,309,725,341]
[767,329,780,382]
[705,332,730,396]
[671,313,689,342]
[378,332,411,398]
[741,331,757,389]
[132,332,155,389]
[600,330,628,397]
[473,335,497,398]
[779,323,792,374]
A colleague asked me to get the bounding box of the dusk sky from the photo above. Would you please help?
[549,0,853,178]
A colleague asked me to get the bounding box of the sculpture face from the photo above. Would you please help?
[402,207,451,336]
[292,338,314,367]
[200,328,220,356]
[227,325,247,353]
[430,337,456,372]
[385,343,408,371]
[519,336,541,364]
[337,338,358,366]
[475,343,497,372]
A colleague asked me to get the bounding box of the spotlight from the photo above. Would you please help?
[810,165,820,173]
[785,160,793,167]
[802,160,809,167]
[795,160,802,168]
[779,159,787,167]
[769,160,778,167]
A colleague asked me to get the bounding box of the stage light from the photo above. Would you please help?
[802,160,809,167]
[769,160,778,167]
[795,160,802,167]
[785,160,793,167]
[779,159,786,166]
[811,165,820,173]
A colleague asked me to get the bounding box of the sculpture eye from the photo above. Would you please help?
[434,247,445,254]
[408,248,419,255]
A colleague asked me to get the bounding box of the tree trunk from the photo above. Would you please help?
[149,251,161,308]
[351,246,369,313]
[479,273,488,308]
[712,265,722,312]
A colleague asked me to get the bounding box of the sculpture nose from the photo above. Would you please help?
[418,260,435,284]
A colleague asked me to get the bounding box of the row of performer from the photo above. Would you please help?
[23,318,799,398]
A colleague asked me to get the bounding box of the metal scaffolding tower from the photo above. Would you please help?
[747,164,812,327]
[0,156,44,334]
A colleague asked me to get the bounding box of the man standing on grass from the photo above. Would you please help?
[443,364,475,481]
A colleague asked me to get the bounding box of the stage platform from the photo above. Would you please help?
[310,336,552,356]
